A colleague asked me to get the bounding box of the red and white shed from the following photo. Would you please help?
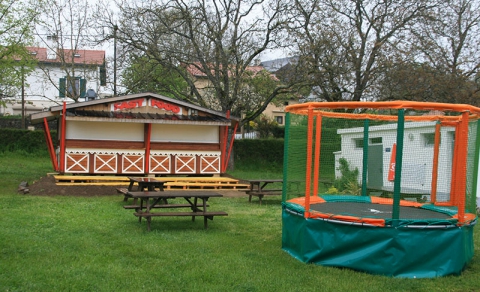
[30,93,238,176]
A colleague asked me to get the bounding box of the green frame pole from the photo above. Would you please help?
[361,119,369,196]
[282,112,291,203]
[392,109,405,225]
[470,120,480,211]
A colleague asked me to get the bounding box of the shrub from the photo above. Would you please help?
[333,158,360,195]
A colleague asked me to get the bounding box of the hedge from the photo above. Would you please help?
[233,139,284,169]
[0,129,56,153]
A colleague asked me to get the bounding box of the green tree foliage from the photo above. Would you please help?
[0,0,39,106]
[333,158,360,195]
[251,114,279,139]
[289,0,435,102]
[104,0,295,126]
[121,56,188,98]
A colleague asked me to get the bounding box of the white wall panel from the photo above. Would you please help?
[151,124,218,143]
[66,120,144,141]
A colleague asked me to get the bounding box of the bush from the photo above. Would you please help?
[0,129,57,153]
[233,139,284,170]
[333,158,360,195]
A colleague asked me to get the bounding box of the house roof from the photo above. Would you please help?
[261,56,298,72]
[26,47,105,65]
[30,92,239,126]
[185,62,275,79]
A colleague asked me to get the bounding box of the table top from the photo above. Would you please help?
[128,191,224,198]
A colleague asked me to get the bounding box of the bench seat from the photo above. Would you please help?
[123,203,209,210]
[165,182,249,190]
[134,211,228,230]
[248,190,282,204]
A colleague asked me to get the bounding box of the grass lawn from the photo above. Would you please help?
[0,152,479,291]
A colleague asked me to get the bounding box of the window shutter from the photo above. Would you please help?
[59,78,66,97]
[80,78,86,98]
[99,67,106,86]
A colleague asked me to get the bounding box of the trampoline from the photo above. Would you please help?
[281,101,479,278]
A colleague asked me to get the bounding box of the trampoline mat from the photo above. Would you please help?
[309,202,452,220]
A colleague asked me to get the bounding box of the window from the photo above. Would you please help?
[354,137,382,148]
[59,77,86,98]
[99,66,107,86]
[422,133,436,147]
[275,116,283,125]
[354,138,363,148]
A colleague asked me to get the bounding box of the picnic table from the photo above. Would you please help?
[367,185,445,202]
[127,190,228,231]
[246,179,283,204]
[117,177,172,202]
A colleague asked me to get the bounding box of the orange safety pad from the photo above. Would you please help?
[370,196,424,207]
[287,196,326,206]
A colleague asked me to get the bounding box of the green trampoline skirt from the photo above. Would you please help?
[282,195,477,278]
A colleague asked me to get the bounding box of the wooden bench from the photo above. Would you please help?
[134,211,228,230]
[116,187,131,201]
[123,203,209,210]
[247,189,283,205]
[165,182,249,190]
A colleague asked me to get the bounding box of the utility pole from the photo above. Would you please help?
[113,25,118,96]
[21,67,25,129]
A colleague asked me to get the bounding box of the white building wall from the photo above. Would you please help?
[336,122,454,194]
[2,64,109,116]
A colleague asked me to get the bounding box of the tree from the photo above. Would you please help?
[290,0,436,102]
[103,0,294,125]
[0,0,39,108]
[34,0,106,102]
[121,55,188,97]
[406,0,480,105]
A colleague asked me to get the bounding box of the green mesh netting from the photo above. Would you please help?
[283,107,479,224]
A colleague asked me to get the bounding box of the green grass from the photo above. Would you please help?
[0,152,479,291]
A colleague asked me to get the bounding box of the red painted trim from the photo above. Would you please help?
[60,102,67,173]
[145,123,152,174]
[43,118,59,171]
[224,122,238,172]
[221,111,230,172]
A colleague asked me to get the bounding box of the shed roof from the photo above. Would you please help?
[30,92,239,126]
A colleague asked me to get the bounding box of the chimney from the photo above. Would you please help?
[46,34,58,59]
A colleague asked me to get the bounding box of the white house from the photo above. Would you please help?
[334,121,459,201]
[1,47,108,116]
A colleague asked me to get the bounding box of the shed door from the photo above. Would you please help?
[368,144,383,188]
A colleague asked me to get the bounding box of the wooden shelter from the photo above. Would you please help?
[30,93,238,176]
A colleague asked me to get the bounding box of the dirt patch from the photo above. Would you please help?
[26,175,247,198]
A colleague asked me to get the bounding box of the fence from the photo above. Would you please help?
[235,132,257,139]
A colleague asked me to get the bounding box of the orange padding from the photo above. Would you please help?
[452,213,478,223]
[288,196,326,205]
[370,196,424,207]
[302,110,466,122]
[308,212,386,227]
[286,101,480,116]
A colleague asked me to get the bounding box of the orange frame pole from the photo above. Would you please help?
[454,112,469,224]
[313,115,322,196]
[304,106,314,218]
[430,123,441,203]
